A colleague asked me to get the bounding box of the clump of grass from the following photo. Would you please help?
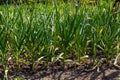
[0,1,120,79]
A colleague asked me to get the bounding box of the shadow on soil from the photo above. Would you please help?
[29,67,120,80]
[0,63,120,80]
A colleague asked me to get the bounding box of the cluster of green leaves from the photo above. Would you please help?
[0,1,120,79]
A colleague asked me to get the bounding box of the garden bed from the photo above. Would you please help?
[0,55,120,80]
